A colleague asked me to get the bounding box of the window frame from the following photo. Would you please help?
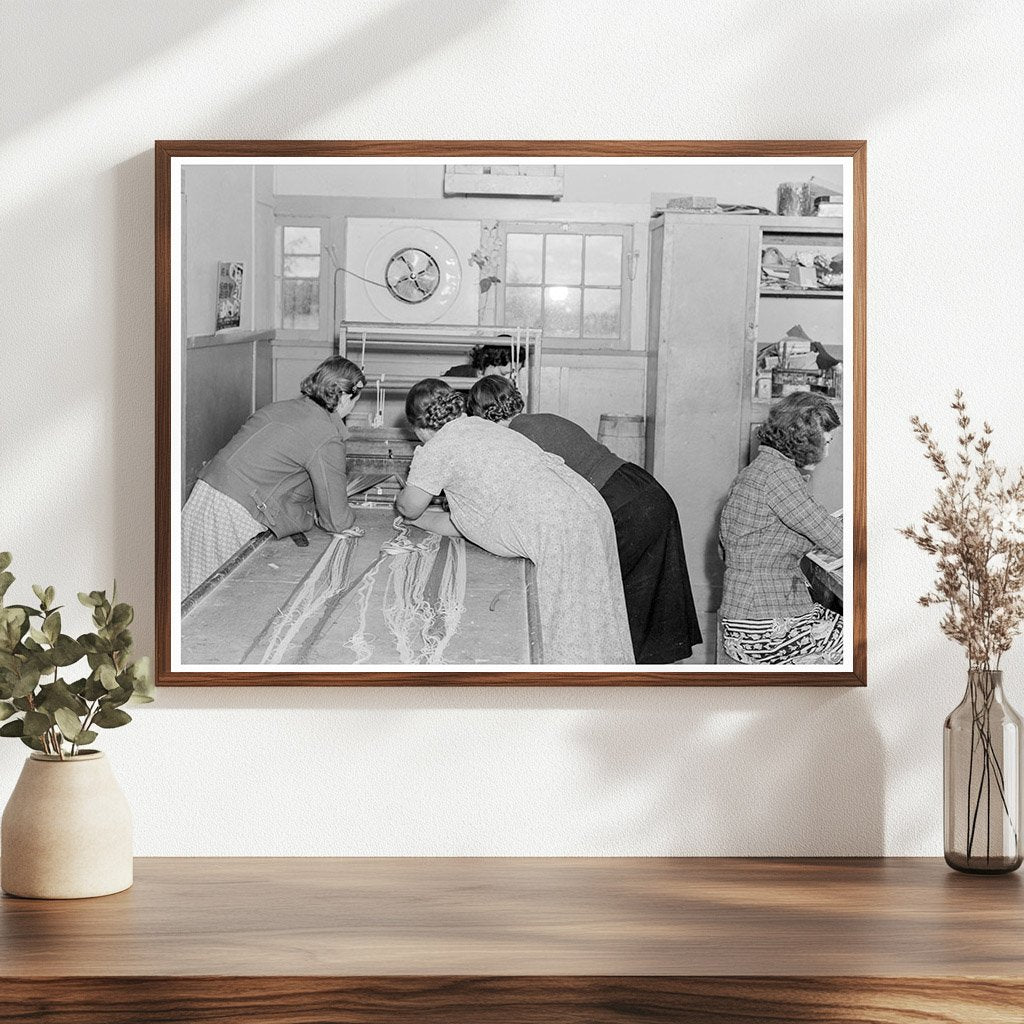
[273,216,331,342]
[495,221,633,350]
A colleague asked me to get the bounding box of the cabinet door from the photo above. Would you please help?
[648,218,755,627]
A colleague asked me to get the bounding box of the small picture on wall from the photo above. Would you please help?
[215,261,244,330]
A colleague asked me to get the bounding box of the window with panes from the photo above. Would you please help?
[497,223,632,349]
[274,221,327,335]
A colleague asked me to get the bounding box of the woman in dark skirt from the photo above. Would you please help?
[467,376,702,664]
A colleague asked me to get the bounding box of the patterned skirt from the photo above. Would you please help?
[722,605,843,665]
[181,480,265,599]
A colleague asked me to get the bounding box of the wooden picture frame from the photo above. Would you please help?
[156,140,866,686]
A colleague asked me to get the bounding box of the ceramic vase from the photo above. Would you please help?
[1,751,133,899]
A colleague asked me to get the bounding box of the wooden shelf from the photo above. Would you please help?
[760,288,843,298]
[1,857,1021,1022]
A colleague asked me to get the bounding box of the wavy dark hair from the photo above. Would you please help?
[467,375,524,423]
[758,391,840,468]
[405,378,465,431]
[470,341,527,372]
[300,356,366,413]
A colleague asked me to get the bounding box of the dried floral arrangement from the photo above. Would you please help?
[902,390,1024,670]
[902,391,1024,869]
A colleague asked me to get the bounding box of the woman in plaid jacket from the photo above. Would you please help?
[718,392,843,665]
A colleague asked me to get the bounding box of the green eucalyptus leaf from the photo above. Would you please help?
[44,586,55,608]
[0,718,25,737]
[19,735,45,752]
[128,657,154,699]
[37,679,88,717]
[11,665,42,699]
[78,592,100,607]
[0,701,15,721]
[9,604,43,619]
[83,678,106,701]
[0,572,14,602]
[75,730,98,746]
[0,553,11,573]
[0,607,27,651]
[12,697,33,712]
[104,685,132,709]
[93,705,131,729]
[32,584,48,608]
[98,664,118,690]
[42,611,60,644]
[110,603,133,629]
[83,637,113,657]
[53,706,84,740]
[28,627,49,646]
[50,635,85,667]
[0,651,20,673]
[22,710,51,738]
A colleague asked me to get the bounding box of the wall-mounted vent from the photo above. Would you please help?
[443,165,563,200]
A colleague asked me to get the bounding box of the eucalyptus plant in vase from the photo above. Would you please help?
[0,552,153,898]
[902,392,1024,873]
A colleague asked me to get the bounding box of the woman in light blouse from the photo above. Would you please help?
[395,378,633,665]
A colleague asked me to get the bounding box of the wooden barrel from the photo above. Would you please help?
[597,414,645,466]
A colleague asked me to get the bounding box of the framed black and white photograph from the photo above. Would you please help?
[156,141,865,686]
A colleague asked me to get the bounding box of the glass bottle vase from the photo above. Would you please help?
[944,669,1023,873]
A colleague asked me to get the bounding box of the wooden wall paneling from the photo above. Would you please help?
[183,333,271,501]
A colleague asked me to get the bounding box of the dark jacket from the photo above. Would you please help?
[199,397,353,538]
[509,413,625,491]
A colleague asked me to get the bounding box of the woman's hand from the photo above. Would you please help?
[409,509,463,538]
[395,483,433,520]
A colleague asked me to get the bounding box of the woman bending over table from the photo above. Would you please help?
[181,356,365,599]
[395,379,633,666]
[467,376,702,665]
[718,391,843,665]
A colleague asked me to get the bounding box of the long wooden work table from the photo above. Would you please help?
[1,858,1022,1022]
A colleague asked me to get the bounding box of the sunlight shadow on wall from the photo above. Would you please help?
[0,1,245,139]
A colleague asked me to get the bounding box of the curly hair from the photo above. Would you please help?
[299,356,366,413]
[758,391,840,468]
[466,375,524,422]
[470,341,527,372]
[405,378,465,431]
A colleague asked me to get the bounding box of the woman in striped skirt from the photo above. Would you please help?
[718,392,843,665]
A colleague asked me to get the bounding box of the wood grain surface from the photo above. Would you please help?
[2,857,1022,1022]
[155,139,867,687]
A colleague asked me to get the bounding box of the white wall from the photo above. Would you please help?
[2,0,1022,856]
